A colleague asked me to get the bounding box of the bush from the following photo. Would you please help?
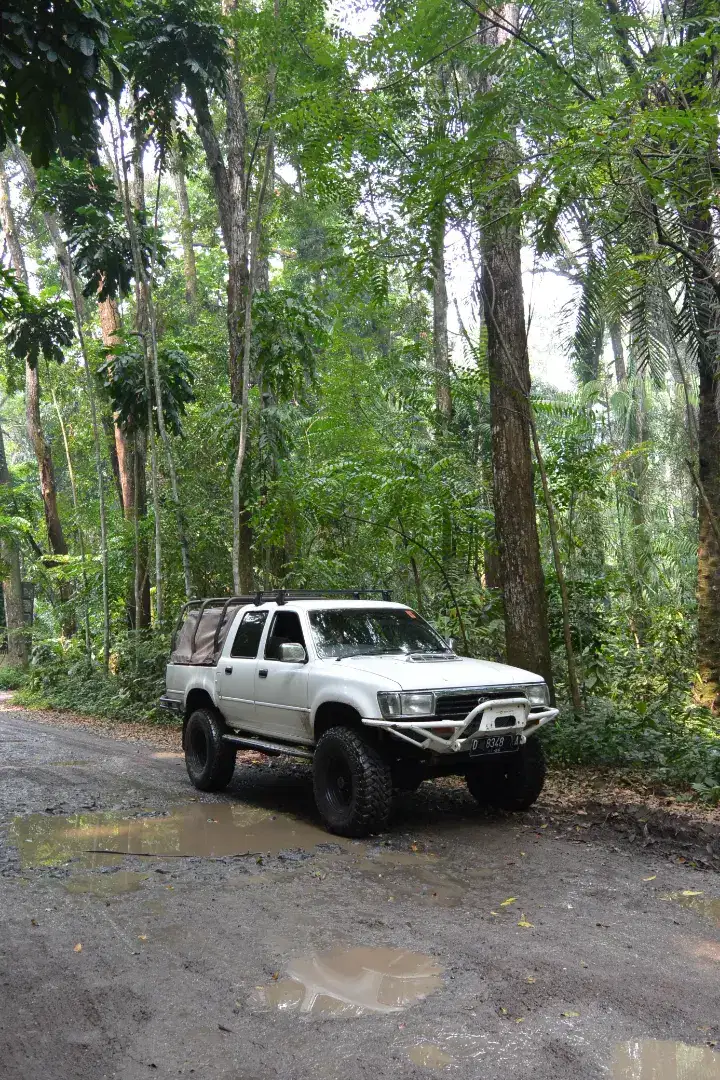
[15,632,173,724]
[545,697,720,803]
[0,664,29,691]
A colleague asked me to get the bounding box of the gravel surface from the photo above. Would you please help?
[1,708,719,1079]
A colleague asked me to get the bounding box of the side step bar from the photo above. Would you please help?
[222,733,314,760]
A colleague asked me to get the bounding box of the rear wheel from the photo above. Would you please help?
[184,707,236,792]
[313,726,392,837]
[466,736,546,811]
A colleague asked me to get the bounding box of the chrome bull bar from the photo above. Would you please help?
[363,697,558,753]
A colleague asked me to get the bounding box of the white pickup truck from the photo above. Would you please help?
[160,591,558,837]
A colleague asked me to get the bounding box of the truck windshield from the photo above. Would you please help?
[308,608,449,659]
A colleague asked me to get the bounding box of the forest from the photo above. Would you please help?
[1,0,719,803]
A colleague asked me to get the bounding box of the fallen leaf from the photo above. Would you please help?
[540,823,548,829]
[499,1007,508,1015]
[500,897,518,907]
[30,918,38,927]
[411,842,419,852]
[518,915,534,928]
[271,972,279,981]
[526,976,536,983]
[562,1011,579,1018]
[520,851,526,857]
[643,875,657,881]
[681,890,703,897]
[138,935,148,942]
[490,911,500,917]
[515,1018,525,1023]
[73,943,82,953]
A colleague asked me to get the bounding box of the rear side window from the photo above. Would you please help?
[230,611,268,658]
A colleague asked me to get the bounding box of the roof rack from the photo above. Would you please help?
[171,589,393,651]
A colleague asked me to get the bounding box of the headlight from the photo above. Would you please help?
[377,691,436,719]
[524,683,549,707]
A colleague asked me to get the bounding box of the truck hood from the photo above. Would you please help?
[330,654,544,691]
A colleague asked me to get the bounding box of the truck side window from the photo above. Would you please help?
[230,610,268,658]
[265,611,306,660]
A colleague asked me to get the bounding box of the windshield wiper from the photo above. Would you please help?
[335,648,403,662]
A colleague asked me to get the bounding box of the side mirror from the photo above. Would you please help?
[447,638,457,653]
[277,642,307,663]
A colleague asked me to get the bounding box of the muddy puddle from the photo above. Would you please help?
[10,803,347,869]
[408,1044,455,1068]
[613,1040,720,1078]
[262,946,443,1015]
[64,871,148,897]
[661,890,720,928]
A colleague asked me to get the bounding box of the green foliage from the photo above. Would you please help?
[0,664,29,690]
[37,159,157,300]
[17,633,171,722]
[0,0,119,166]
[2,287,74,368]
[122,0,228,150]
[252,288,327,399]
[97,342,195,435]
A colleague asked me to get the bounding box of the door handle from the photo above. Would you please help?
[224,666,233,675]
[258,668,268,679]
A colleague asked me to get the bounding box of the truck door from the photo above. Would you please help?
[215,609,268,730]
[254,609,310,742]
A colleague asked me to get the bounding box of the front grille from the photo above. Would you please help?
[435,689,519,722]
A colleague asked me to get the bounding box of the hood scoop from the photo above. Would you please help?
[406,652,461,663]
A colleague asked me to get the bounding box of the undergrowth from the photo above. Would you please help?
[14,633,172,724]
[545,700,720,804]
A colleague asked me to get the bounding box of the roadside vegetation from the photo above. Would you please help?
[1,0,720,802]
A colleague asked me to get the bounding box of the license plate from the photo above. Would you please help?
[470,733,522,757]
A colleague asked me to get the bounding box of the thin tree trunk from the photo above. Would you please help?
[114,112,192,604]
[51,388,91,654]
[233,138,273,593]
[0,160,70,564]
[171,149,198,309]
[610,321,627,384]
[0,422,28,666]
[430,204,452,424]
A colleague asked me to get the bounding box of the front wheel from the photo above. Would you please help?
[466,736,546,811]
[313,726,392,837]
[184,707,236,792]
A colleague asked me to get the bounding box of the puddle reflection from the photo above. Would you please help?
[11,803,346,868]
[263,946,443,1015]
[613,1040,720,1079]
[661,891,720,928]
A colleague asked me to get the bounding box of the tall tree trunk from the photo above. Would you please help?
[0,159,69,565]
[688,206,720,706]
[171,149,198,309]
[481,203,553,689]
[430,205,452,424]
[0,157,75,636]
[0,423,28,666]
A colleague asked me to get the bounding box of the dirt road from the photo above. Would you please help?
[1,709,718,1080]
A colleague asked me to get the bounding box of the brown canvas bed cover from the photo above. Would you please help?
[170,604,240,666]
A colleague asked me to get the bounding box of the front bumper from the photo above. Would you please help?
[362,696,558,754]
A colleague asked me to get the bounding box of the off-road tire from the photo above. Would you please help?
[185,707,236,792]
[313,726,392,837]
[466,736,546,811]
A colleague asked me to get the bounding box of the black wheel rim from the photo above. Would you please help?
[324,751,354,815]
[189,724,208,771]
